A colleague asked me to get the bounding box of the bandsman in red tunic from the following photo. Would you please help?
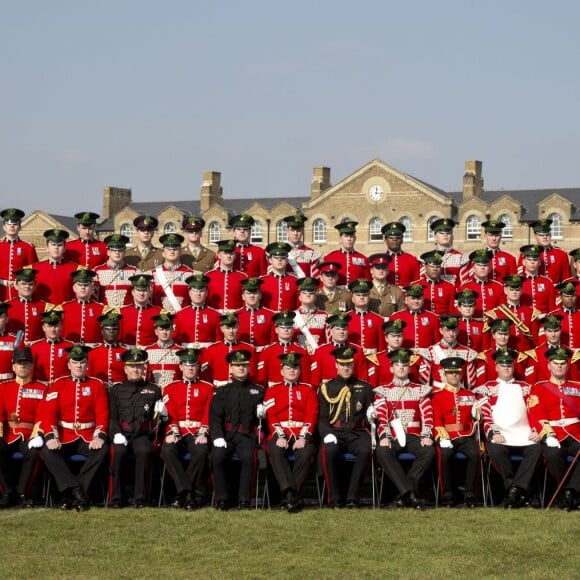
[381,222,420,288]
[180,215,216,274]
[262,352,319,512]
[64,211,107,270]
[0,347,47,508]
[428,218,469,288]
[173,274,221,348]
[413,251,455,315]
[0,208,38,302]
[528,346,580,510]
[31,229,78,305]
[6,268,52,344]
[323,221,369,288]
[87,311,126,389]
[230,214,268,278]
[206,239,247,312]
[39,345,109,511]
[519,244,557,314]
[260,242,299,312]
[548,281,580,349]
[161,347,214,510]
[93,234,138,308]
[0,303,18,381]
[235,278,276,351]
[431,357,479,507]
[454,289,486,352]
[118,274,162,348]
[145,312,181,391]
[282,212,322,279]
[480,219,517,282]
[293,277,328,352]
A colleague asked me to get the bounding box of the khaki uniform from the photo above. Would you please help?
[124,246,163,272]
[180,245,216,273]
[368,283,404,318]
[315,288,353,315]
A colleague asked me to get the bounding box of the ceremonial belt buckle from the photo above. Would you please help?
[10,412,20,422]
[73,422,81,429]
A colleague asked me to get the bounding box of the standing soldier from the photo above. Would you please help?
[87,311,126,389]
[367,254,404,318]
[230,214,268,278]
[0,208,38,302]
[145,313,181,391]
[108,348,165,508]
[293,277,328,351]
[263,352,319,511]
[161,347,214,510]
[235,278,276,352]
[39,344,109,511]
[323,221,369,288]
[93,234,138,308]
[429,218,469,288]
[209,349,264,510]
[414,251,455,315]
[549,281,580,349]
[346,279,386,356]
[206,239,248,312]
[519,244,557,314]
[260,242,299,312]
[0,304,17,381]
[382,222,420,288]
[318,346,374,508]
[173,274,221,348]
[0,347,47,508]
[455,289,486,353]
[315,262,353,315]
[564,248,580,307]
[481,219,516,282]
[524,315,566,384]
[282,212,322,279]
[124,215,163,272]
[32,229,78,305]
[64,211,107,270]
[180,215,216,274]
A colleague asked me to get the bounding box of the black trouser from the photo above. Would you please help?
[267,437,316,494]
[543,437,580,493]
[487,442,542,491]
[161,435,209,495]
[110,435,155,503]
[321,430,371,503]
[41,439,109,494]
[212,432,256,503]
[376,435,436,497]
[0,438,41,496]
[438,436,479,495]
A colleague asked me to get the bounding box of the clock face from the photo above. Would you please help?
[368,185,384,202]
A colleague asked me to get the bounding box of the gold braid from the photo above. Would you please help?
[320,382,351,425]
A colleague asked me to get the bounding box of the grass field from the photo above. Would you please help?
[0,506,578,579]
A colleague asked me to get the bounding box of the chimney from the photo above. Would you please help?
[311,166,331,199]
[200,171,223,212]
[463,160,484,199]
[102,186,132,220]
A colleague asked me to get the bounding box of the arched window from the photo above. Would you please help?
[399,217,412,242]
[164,222,176,234]
[466,215,481,241]
[251,221,263,244]
[427,216,442,242]
[312,218,327,244]
[276,220,289,242]
[208,221,221,244]
[548,212,564,240]
[120,223,132,246]
[369,217,383,242]
[498,214,514,239]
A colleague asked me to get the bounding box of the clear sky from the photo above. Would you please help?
[2,1,580,217]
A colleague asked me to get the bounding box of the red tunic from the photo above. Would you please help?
[366,350,430,388]
[323,249,370,287]
[389,309,441,349]
[431,386,477,440]
[258,342,312,387]
[474,349,528,387]
[387,251,420,288]
[64,238,108,269]
[0,333,17,381]
[87,343,126,388]
[199,341,258,386]
[546,307,580,349]
[31,259,78,305]
[145,343,182,391]
[163,378,215,437]
[235,306,276,351]
[292,307,329,351]
[30,338,75,384]
[150,264,194,313]
[40,375,109,443]
[285,244,322,279]
[118,304,163,347]
[518,246,571,285]
[0,238,39,301]
[234,243,268,278]
[458,279,506,319]
[259,273,299,312]
[456,318,486,352]
[93,263,139,308]
[310,341,369,386]
[206,268,247,311]
[346,310,386,354]
[61,299,106,345]
[488,249,517,283]
[420,341,480,390]
[0,379,47,443]
[484,303,541,353]
[523,343,565,384]
[263,381,319,441]
[173,305,221,347]
[6,298,51,344]
[520,275,557,314]
[412,277,455,315]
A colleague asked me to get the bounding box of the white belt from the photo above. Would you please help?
[59,420,96,430]
[549,418,580,427]
[280,421,304,428]
[0,372,14,380]
[184,342,212,349]
[214,380,229,387]
[363,348,378,355]
[178,420,202,428]
[401,421,421,428]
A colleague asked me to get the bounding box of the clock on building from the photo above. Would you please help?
[368,185,384,202]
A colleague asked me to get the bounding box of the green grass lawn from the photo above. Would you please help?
[0,506,578,579]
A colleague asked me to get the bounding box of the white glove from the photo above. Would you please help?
[471,401,480,419]
[213,437,227,448]
[154,400,168,420]
[323,434,338,444]
[439,439,453,449]
[545,436,560,448]
[113,433,128,446]
[366,404,377,422]
[256,403,266,419]
[28,435,44,449]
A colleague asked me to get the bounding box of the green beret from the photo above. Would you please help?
[542,315,563,330]
[503,275,524,289]
[455,289,478,305]
[71,269,97,284]
[121,348,148,365]
[74,211,100,226]
[382,318,406,334]
[481,220,505,234]
[556,281,577,296]
[520,245,541,259]
[404,284,425,298]
[489,318,513,334]
[98,311,122,327]
[469,249,493,265]
[41,310,63,325]
[440,315,459,329]
[492,348,518,365]
[176,348,200,365]
[544,346,571,363]
[219,312,239,327]
[14,268,37,283]
[241,277,263,293]
[420,251,443,266]
[129,274,153,289]
[531,219,552,234]
[569,248,580,261]
[153,312,175,328]
[43,228,69,243]
[296,277,320,293]
[272,310,296,327]
[283,212,307,229]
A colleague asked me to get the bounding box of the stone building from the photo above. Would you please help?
[21,159,580,260]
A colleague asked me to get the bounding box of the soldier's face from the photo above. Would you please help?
[124,363,146,381]
[219,251,234,268]
[523,256,539,274]
[184,229,202,243]
[275,326,293,342]
[352,293,369,310]
[47,240,65,261]
[321,272,337,289]
[405,296,424,312]
[544,328,561,345]
[180,362,198,380]
[73,282,93,300]
[336,361,354,380]
[230,363,249,380]
[458,303,475,318]
[233,227,250,243]
[371,266,388,282]
[493,332,510,347]
[330,326,348,343]
[77,224,95,241]
[69,358,88,379]
[339,233,355,251]
[287,227,303,245]
[561,294,576,309]
[154,326,173,342]
[15,280,34,299]
[504,287,522,303]
[163,246,181,263]
[386,333,403,349]
[13,360,33,379]
[299,291,316,308]
[3,221,20,238]
[43,323,61,340]
[435,230,453,247]
[385,236,402,252]
[391,362,410,380]
[485,232,502,249]
[473,263,490,280]
[132,287,151,306]
[424,263,441,280]
[0,313,7,332]
[136,228,154,243]
[270,255,287,273]
[444,369,462,386]
[495,363,514,381]
[440,327,458,344]
[548,360,568,380]
[243,290,260,307]
[101,326,119,343]
[108,247,126,265]
[534,232,551,248]
[281,365,300,382]
[189,288,207,306]
[221,325,238,342]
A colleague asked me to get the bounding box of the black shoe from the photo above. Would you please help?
[19,495,34,509]
[412,498,427,511]
[327,500,343,509]
[215,499,229,511]
[170,491,187,509]
[439,492,454,507]
[184,493,197,511]
[562,489,577,512]
[72,487,90,512]
[345,498,360,509]
[464,493,477,509]
[504,486,523,509]
[110,500,123,509]
[238,500,251,510]
[0,492,12,508]
[133,500,146,509]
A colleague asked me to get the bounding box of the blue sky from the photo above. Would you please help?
[2,1,580,216]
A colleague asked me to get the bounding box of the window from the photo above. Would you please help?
[369,217,383,242]
[498,214,514,239]
[548,212,564,240]
[399,217,412,242]
[120,223,132,245]
[276,220,289,242]
[427,216,441,242]
[208,221,221,244]
[312,218,327,244]
[164,222,176,234]
[466,215,481,241]
[251,221,263,244]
